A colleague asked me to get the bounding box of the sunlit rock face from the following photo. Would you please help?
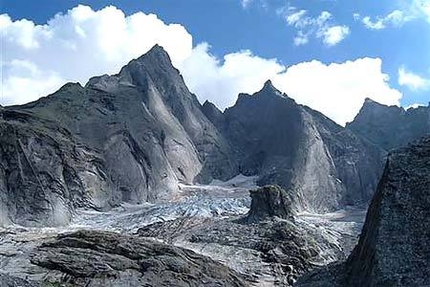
[0,45,237,227]
[296,137,430,287]
[205,80,384,212]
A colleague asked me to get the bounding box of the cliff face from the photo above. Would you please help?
[0,45,237,226]
[344,137,430,287]
[211,81,384,212]
[347,98,430,151]
[296,137,430,287]
[0,46,389,227]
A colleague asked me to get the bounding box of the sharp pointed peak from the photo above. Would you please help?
[202,100,214,107]
[148,44,168,55]
[136,44,171,63]
[364,97,379,104]
[262,79,275,90]
[257,79,285,97]
[117,43,178,87]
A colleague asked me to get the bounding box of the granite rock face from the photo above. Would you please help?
[347,98,430,151]
[209,81,384,212]
[29,230,248,287]
[0,112,110,227]
[0,45,237,226]
[296,137,430,287]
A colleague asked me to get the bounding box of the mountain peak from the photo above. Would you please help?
[143,44,169,58]
[264,79,274,87]
[134,44,172,67]
[261,80,277,92]
[252,79,283,99]
[363,97,386,107]
[364,97,376,104]
[115,44,177,87]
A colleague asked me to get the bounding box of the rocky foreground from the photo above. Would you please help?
[31,230,248,287]
[0,179,365,286]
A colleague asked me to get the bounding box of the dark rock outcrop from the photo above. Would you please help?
[296,137,430,287]
[347,98,430,151]
[245,185,294,223]
[29,230,248,287]
[220,81,384,212]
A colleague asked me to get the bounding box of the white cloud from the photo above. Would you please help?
[362,16,385,30]
[181,49,401,126]
[294,31,309,46]
[1,5,402,126]
[353,13,361,21]
[278,7,349,46]
[361,10,408,30]
[272,58,402,125]
[398,67,430,91]
[411,0,430,22]
[286,9,307,26]
[320,25,350,46]
[359,1,430,30]
[179,43,285,109]
[1,60,64,105]
[1,5,192,105]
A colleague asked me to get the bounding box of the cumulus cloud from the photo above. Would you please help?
[278,7,350,46]
[179,43,285,109]
[272,58,402,125]
[398,67,430,91]
[1,5,402,126]
[1,60,64,105]
[1,5,192,105]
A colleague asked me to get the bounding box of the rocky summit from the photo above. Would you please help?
[296,137,430,287]
[347,98,430,151]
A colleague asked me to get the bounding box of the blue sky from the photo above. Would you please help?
[2,0,430,125]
